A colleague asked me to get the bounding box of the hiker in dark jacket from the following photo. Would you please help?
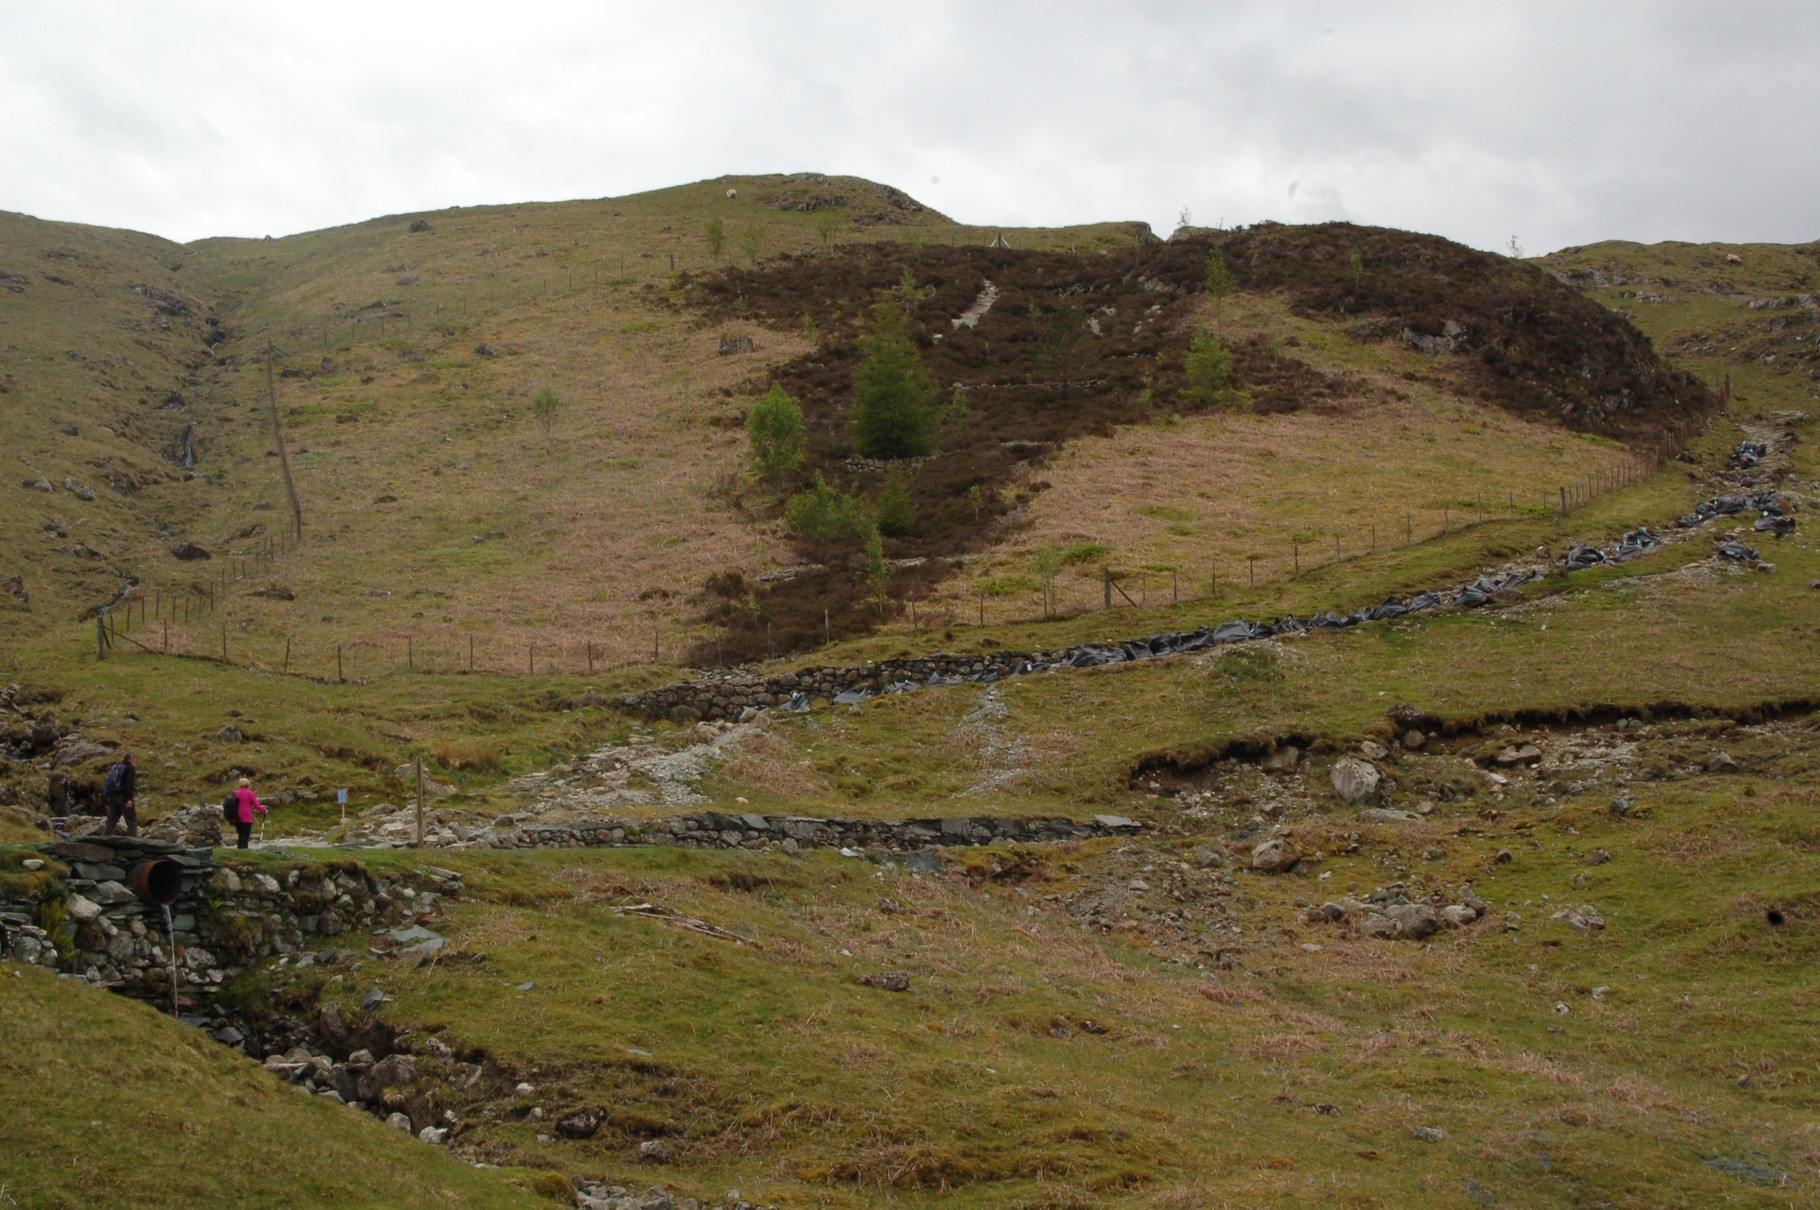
[102,753,138,837]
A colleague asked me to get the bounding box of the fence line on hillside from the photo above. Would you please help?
[87,418,1703,683]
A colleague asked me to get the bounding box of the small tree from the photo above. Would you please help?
[876,465,915,536]
[705,216,726,261]
[745,383,805,485]
[1183,334,1240,409]
[1032,302,1094,397]
[815,209,842,253]
[1204,249,1233,336]
[863,529,889,613]
[530,385,561,443]
[850,300,939,459]
[741,218,764,265]
[785,474,877,546]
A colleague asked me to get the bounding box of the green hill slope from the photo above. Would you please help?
[0,964,546,1210]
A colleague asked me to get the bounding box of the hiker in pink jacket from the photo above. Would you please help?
[229,777,266,849]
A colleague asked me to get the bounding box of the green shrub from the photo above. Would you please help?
[786,475,877,546]
[746,384,806,485]
[1183,334,1242,409]
[1060,541,1108,566]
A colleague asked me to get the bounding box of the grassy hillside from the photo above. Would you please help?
[5,186,1820,1210]
[0,964,547,1210]
[101,752,1814,1210]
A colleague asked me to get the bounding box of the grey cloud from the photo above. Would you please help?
[1,0,1815,251]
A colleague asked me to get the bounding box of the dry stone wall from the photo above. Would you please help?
[0,835,459,997]
[485,808,1142,852]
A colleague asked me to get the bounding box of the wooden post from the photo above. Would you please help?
[653,623,660,663]
[468,635,474,672]
[1292,542,1299,576]
[336,644,343,682]
[528,645,535,675]
[978,590,984,626]
[1332,535,1340,563]
[910,599,918,634]
[221,627,228,663]
[408,635,414,672]
[283,636,290,674]
[1370,524,1376,553]
[824,608,831,645]
[586,642,594,673]
[1559,486,1567,515]
[96,616,106,661]
[162,621,169,654]
[414,757,424,848]
[1171,570,1178,604]
[1102,566,1112,609]
[1441,507,1449,534]
[1209,562,1216,596]
[1248,555,1258,587]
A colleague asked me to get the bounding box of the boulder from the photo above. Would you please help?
[1438,904,1479,928]
[1250,837,1299,873]
[1261,745,1301,773]
[1495,744,1543,767]
[1401,729,1427,750]
[356,1053,417,1102]
[556,1109,603,1139]
[51,740,111,769]
[859,971,910,992]
[1359,808,1421,824]
[1705,751,1739,773]
[1383,902,1439,940]
[170,541,211,561]
[1329,757,1381,804]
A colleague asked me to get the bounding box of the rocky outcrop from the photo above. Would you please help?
[1306,884,1487,940]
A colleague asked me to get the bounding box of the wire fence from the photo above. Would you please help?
[89,414,1701,682]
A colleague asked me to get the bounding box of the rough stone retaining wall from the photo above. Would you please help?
[485,809,1142,852]
[621,526,1675,724]
[623,653,1039,723]
[0,835,459,996]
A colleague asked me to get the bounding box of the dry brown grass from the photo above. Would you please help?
[902,293,1640,628]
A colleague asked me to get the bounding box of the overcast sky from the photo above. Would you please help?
[4,1,1817,253]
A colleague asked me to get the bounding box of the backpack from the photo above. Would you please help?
[222,792,239,823]
[103,762,127,796]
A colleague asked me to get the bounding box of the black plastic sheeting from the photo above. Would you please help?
[1675,489,1795,530]
[1717,540,1760,563]
[1727,440,1768,472]
[808,524,1667,710]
